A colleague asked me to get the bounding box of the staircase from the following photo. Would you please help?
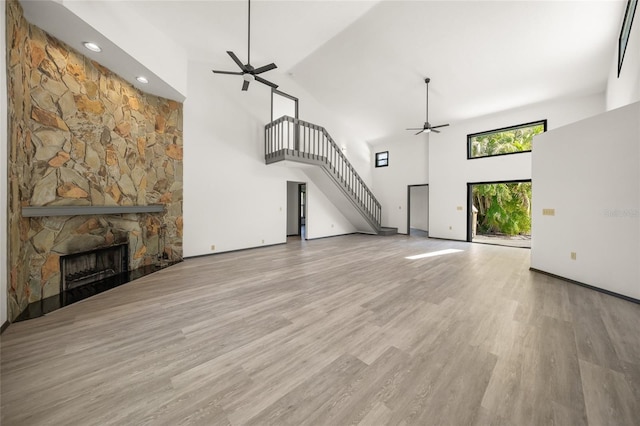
[265,116,395,235]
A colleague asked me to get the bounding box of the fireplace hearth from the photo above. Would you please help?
[61,244,129,292]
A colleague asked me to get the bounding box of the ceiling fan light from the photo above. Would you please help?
[424,128,431,133]
[243,74,255,82]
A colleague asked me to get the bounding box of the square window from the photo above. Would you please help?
[375,151,389,168]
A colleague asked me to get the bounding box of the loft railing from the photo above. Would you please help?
[265,115,381,230]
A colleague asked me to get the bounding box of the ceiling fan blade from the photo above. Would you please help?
[255,75,278,89]
[242,80,250,91]
[406,128,423,130]
[431,129,441,134]
[227,51,247,71]
[431,124,450,129]
[253,63,277,74]
[415,130,425,135]
[212,70,244,75]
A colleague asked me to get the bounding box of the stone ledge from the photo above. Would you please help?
[22,205,165,217]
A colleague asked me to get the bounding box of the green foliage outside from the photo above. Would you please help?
[470,123,544,158]
[473,182,532,235]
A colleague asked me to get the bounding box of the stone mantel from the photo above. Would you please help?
[22,205,165,217]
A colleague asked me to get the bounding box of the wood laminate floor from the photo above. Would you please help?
[2,234,639,425]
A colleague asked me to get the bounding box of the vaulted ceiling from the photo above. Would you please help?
[25,0,628,144]
[126,0,626,143]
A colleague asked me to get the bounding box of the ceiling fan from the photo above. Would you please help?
[212,0,278,91]
[407,78,449,135]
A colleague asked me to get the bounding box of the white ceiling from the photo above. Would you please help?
[126,0,626,143]
[125,0,380,71]
[291,1,627,141]
[25,0,628,143]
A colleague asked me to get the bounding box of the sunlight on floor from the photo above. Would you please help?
[405,249,463,260]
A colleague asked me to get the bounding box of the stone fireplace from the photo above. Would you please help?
[6,0,184,321]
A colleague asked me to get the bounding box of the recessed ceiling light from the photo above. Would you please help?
[83,42,102,52]
[136,76,149,84]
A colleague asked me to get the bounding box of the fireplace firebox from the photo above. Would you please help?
[60,244,129,292]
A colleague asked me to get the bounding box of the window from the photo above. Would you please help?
[467,120,546,159]
[618,0,638,77]
[375,151,389,167]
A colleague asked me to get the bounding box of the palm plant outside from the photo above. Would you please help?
[473,182,531,235]
[470,123,544,158]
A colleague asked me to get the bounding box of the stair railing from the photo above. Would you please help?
[265,116,381,229]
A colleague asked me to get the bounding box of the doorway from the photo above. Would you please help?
[467,180,532,248]
[407,184,429,237]
[286,181,306,240]
[299,184,306,238]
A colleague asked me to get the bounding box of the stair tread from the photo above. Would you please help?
[378,227,398,236]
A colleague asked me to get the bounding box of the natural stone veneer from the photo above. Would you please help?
[6,0,184,321]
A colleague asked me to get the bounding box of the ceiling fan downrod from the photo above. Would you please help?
[406,77,450,135]
[211,0,279,91]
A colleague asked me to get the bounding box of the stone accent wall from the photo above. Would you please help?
[6,0,183,321]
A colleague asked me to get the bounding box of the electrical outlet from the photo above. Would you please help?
[571,252,576,260]
[449,226,452,230]
[210,244,215,251]
[456,206,463,211]
[261,239,264,244]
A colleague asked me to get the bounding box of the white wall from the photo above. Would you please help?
[606,4,640,110]
[370,134,429,234]
[305,183,356,239]
[531,102,640,300]
[410,185,429,231]
[183,61,358,257]
[428,93,606,241]
[286,181,299,235]
[1,1,8,326]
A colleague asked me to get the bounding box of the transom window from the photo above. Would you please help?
[468,120,547,159]
[375,151,389,167]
